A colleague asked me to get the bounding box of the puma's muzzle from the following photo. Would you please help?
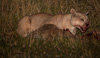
[76,23,89,33]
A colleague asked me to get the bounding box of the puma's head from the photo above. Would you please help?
[70,9,89,32]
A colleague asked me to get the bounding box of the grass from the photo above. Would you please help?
[0,0,100,58]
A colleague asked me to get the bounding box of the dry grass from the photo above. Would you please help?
[0,0,100,58]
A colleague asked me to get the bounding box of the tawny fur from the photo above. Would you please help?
[17,9,89,37]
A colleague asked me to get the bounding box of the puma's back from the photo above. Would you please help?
[30,14,52,30]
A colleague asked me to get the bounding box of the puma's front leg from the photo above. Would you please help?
[69,27,76,35]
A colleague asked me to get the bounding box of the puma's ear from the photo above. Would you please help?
[70,8,76,16]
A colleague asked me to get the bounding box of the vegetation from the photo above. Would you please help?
[0,0,100,58]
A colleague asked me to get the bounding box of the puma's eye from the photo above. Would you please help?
[81,19,84,21]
